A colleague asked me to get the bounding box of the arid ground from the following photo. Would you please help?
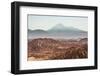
[28,38,88,61]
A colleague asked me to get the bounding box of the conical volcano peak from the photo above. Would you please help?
[56,23,65,26]
[50,23,67,31]
[48,23,86,33]
[54,23,66,28]
[54,23,78,30]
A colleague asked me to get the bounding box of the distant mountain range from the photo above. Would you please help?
[28,24,87,39]
[49,23,83,32]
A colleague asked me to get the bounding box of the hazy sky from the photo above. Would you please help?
[28,14,88,31]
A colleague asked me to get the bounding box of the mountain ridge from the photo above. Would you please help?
[28,23,87,32]
[28,23,87,39]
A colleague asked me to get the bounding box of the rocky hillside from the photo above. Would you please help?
[28,38,88,61]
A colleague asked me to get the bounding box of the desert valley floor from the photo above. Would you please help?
[28,38,88,61]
